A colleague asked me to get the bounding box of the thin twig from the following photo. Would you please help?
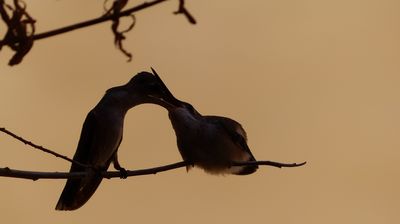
[232,161,307,168]
[1,0,171,43]
[0,127,89,168]
[0,160,306,181]
[33,0,168,41]
[1,0,196,65]
[174,0,196,24]
[0,127,306,179]
[0,161,188,181]
[32,0,197,41]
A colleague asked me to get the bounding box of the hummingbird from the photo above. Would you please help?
[152,69,258,175]
[55,71,176,210]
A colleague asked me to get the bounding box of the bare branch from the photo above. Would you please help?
[174,0,196,24]
[0,127,90,168]
[1,126,306,180]
[32,0,196,40]
[0,161,188,180]
[1,0,197,65]
[0,160,306,181]
[17,0,170,42]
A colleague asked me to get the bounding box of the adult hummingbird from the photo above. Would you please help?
[55,71,176,210]
[152,69,258,175]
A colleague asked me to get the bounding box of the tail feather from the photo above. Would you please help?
[55,173,103,211]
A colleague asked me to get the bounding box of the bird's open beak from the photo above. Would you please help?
[150,67,183,109]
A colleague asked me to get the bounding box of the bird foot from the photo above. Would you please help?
[118,168,128,179]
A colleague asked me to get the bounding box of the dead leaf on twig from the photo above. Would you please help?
[0,0,36,66]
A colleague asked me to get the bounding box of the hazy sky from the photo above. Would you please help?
[1,0,399,223]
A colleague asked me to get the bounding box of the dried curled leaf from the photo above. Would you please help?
[0,0,36,66]
[104,0,135,61]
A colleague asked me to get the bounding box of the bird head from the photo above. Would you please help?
[150,68,202,116]
[122,69,182,109]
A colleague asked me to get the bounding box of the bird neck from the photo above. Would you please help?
[94,89,141,116]
[169,107,203,133]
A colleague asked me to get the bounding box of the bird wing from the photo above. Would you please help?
[70,110,97,172]
[205,115,258,175]
[205,116,254,156]
[55,110,102,210]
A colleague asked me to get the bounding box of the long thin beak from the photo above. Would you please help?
[151,67,183,108]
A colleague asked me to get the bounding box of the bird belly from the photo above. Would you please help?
[177,131,251,175]
[170,109,256,175]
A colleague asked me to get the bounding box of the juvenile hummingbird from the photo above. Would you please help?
[152,69,258,175]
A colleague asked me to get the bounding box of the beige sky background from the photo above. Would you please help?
[1,0,399,223]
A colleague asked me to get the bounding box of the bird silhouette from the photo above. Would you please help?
[56,71,176,210]
[152,68,258,175]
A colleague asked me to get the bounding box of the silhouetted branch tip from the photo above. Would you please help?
[233,160,307,168]
[174,0,196,24]
[0,127,90,168]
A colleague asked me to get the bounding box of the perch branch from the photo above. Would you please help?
[0,160,306,181]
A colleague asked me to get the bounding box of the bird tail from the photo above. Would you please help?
[55,172,103,211]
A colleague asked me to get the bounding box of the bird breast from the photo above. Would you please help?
[168,107,202,132]
[91,111,124,167]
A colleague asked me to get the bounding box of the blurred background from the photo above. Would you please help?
[0,0,399,223]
